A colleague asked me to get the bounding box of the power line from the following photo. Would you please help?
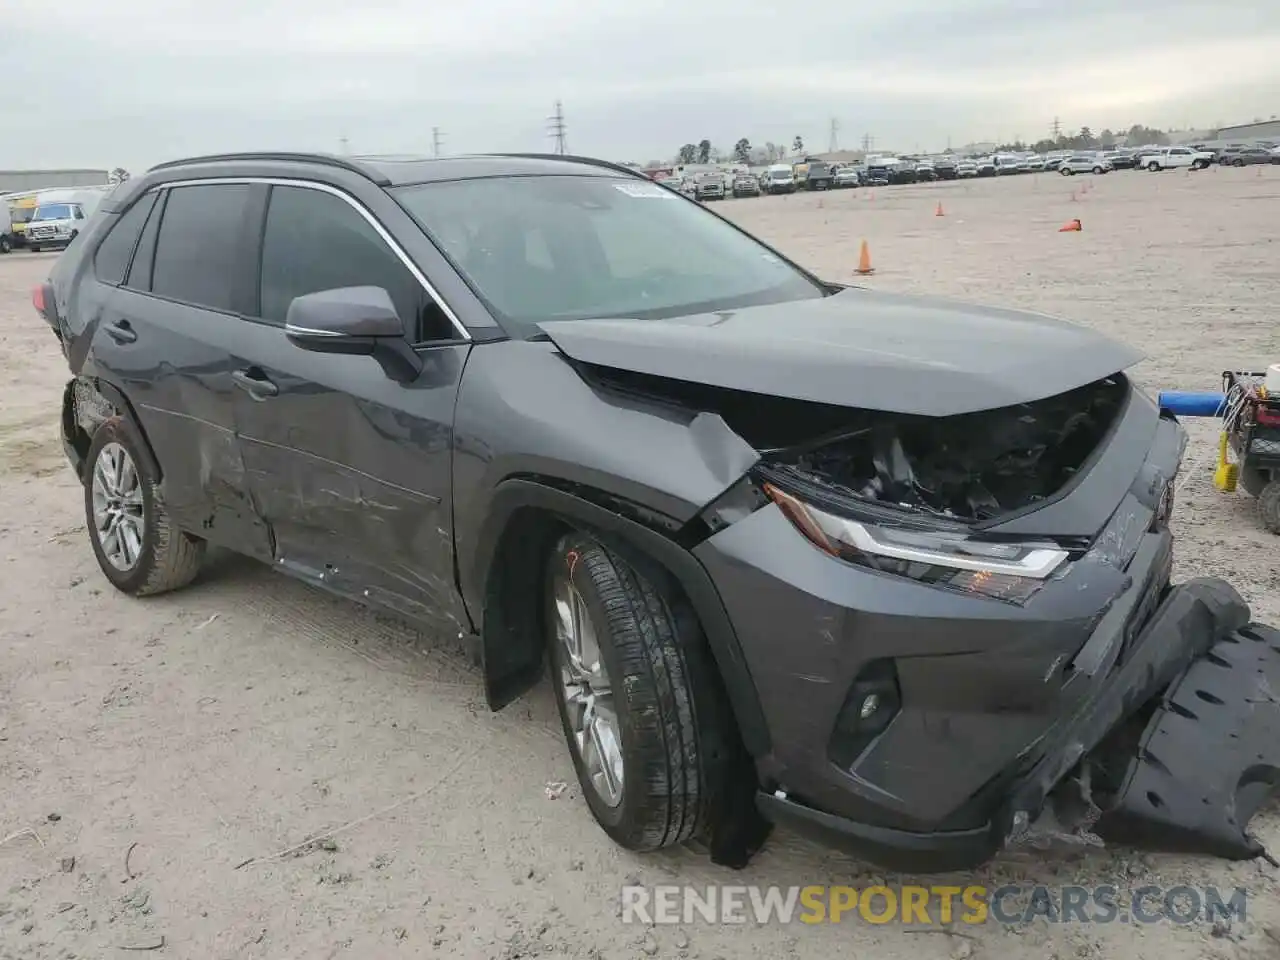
[860,133,875,153]
[548,100,568,155]
[432,127,444,158]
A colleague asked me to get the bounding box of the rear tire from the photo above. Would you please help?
[0,235,10,254]
[545,532,726,853]
[84,418,206,596]
[1258,480,1280,535]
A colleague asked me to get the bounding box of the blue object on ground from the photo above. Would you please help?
[1157,391,1227,417]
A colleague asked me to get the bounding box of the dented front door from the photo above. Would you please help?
[230,333,472,635]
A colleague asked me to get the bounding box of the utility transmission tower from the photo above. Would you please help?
[548,100,568,155]
[860,133,875,154]
[1051,116,1062,140]
[828,118,839,153]
[338,136,350,156]
[432,127,444,157]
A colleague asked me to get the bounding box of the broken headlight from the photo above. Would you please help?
[763,482,1069,604]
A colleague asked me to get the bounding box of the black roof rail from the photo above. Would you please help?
[490,153,650,180]
[146,152,392,186]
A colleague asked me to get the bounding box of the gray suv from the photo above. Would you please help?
[34,151,1280,872]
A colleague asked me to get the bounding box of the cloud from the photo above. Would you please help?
[5,0,1279,171]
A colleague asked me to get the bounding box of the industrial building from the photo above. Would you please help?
[0,169,110,192]
[1213,119,1280,142]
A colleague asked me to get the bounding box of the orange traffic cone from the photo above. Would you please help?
[935,201,945,217]
[1058,218,1082,232]
[855,240,874,275]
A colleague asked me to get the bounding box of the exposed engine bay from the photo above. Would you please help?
[584,362,1127,524]
[765,376,1126,522]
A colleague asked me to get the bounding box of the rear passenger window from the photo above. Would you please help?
[258,185,453,341]
[150,184,251,312]
[93,192,157,286]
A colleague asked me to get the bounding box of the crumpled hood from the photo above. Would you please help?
[539,287,1143,417]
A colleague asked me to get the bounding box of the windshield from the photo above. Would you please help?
[33,204,74,221]
[392,175,824,331]
[769,170,792,179]
[10,206,36,223]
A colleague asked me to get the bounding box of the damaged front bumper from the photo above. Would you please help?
[751,577,1279,871]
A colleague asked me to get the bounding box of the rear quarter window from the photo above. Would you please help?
[93,192,158,286]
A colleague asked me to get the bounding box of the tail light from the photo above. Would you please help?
[31,285,46,318]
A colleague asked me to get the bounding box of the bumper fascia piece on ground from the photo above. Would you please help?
[1094,621,1280,861]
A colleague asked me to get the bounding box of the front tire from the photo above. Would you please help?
[84,418,206,596]
[0,235,10,254]
[545,532,722,852]
[1060,167,1073,176]
[1148,162,1160,171]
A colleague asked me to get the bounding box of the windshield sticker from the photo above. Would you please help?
[614,183,678,199]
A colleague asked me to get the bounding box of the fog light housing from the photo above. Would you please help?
[828,659,901,770]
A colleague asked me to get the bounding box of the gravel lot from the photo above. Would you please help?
[2,166,1279,960]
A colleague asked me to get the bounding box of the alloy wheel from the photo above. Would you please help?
[553,570,625,807]
[91,441,145,571]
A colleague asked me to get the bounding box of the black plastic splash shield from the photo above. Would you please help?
[1095,622,1280,861]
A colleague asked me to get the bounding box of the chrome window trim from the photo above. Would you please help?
[155,176,471,340]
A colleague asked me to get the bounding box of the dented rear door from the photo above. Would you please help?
[87,182,273,559]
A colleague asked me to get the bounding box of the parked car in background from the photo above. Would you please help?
[914,160,936,182]
[1059,154,1112,175]
[864,160,894,185]
[732,174,760,198]
[977,157,996,177]
[3,191,40,247]
[0,204,13,253]
[1024,156,1045,173]
[833,166,861,188]
[955,159,978,178]
[1221,146,1273,166]
[763,164,796,194]
[993,154,1022,175]
[1100,151,1134,170]
[1139,146,1213,171]
[695,174,725,201]
[25,188,110,252]
[933,158,958,180]
[804,162,833,191]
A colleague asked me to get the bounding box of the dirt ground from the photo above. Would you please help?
[2,166,1279,960]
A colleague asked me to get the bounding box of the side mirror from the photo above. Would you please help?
[284,286,422,382]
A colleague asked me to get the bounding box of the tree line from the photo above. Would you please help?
[674,136,806,165]
[995,125,1172,154]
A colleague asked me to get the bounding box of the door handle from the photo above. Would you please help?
[104,320,137,344]
[231,369,279,400]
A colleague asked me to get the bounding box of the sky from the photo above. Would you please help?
[7,0,1280,173]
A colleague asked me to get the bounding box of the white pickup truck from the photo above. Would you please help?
[1137,146,1213,171]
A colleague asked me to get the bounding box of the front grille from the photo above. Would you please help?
[29,226,56,239]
